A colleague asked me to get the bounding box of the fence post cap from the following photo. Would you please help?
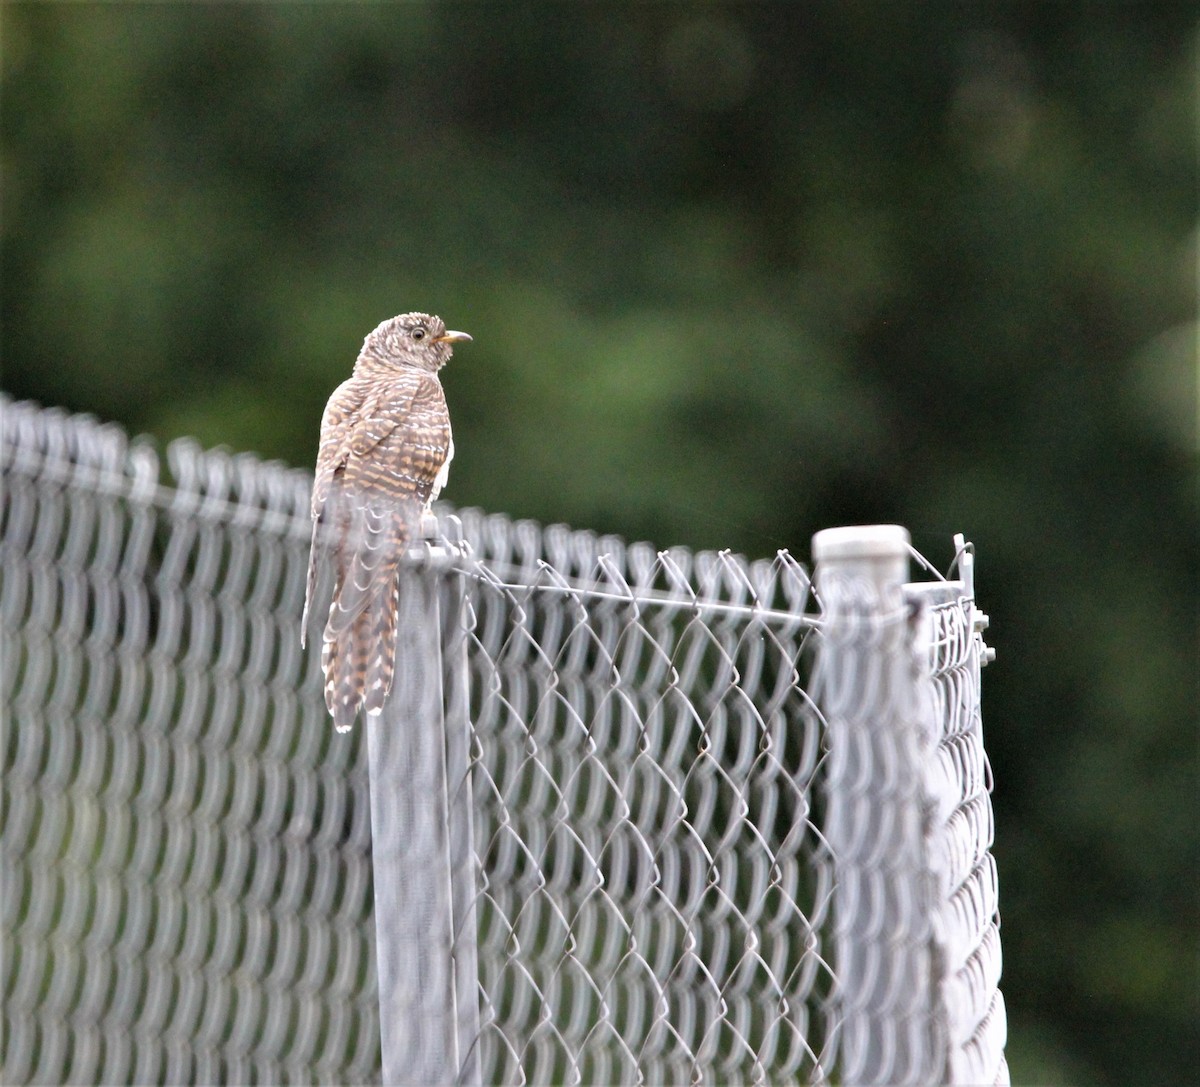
[812,524,911,563]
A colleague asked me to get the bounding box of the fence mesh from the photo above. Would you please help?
[453,530,832,1086]
[1,394,1006,1086]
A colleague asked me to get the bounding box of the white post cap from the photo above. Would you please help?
[812,524,911,563]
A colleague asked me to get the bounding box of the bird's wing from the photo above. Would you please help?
[303,376,399,644]
[309,379,397,514]
[338,373,449,507]
[323,374,448,633]
[314,373,446,636]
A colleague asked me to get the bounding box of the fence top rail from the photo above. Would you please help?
[2,394,816,619]
[2,393,972,626]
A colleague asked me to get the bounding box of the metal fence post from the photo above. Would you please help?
[813,525,942,1087]
[441,543,483,1087]
[366,545,480,1087]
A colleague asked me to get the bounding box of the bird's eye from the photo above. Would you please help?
[411,325,427,341]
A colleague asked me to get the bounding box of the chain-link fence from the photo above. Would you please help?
[2,394,1007,1086]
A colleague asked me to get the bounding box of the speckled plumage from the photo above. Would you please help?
[302,312,469,731]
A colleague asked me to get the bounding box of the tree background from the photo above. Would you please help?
[4,3,1196,1083]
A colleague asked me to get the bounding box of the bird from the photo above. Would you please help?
[301,311,470,731]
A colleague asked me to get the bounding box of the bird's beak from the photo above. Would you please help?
[435,330,472,344]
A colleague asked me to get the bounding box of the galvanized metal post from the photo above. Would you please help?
[366,544,480,1087]
[442,556,482,1087]
[812,524,943,1087]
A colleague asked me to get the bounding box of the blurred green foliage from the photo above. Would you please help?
[3,3,1196,1083]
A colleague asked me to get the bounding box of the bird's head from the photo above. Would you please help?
[359,311,471,373]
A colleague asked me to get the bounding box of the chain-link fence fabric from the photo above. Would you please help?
[450,528,832,1086]
[2,399,379,1085]
[2,395,1007,1086]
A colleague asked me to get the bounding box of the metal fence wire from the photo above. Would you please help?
[1,394,1008,1087]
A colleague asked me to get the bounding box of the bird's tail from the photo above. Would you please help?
[319,500,411,732]
[322,575,401,731]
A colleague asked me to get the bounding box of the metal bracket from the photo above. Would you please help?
[953,532,996,666]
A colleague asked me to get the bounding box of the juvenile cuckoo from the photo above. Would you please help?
[302,312,470,731]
